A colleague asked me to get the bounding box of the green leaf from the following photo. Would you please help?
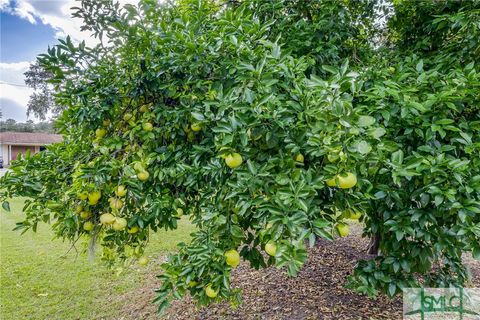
[465,206,480,214]
[358,115,376,127]
[434,195,444,206]
[400,260,410,272]
[369,127,386,139]
[275,174,289,185]
[312,219,330,229]
[191,112,204,121]
[297,199,308,212]
[230,225,243,239]
[410,101,427,112]
[473,247,480,260]
[238,62,255,71]
[314,228,333,241]
[339,119,351,127]
[395,230,404,241]
[388,282,396,297]
[1,201,10,212]
[393,262,400,273]
[416,60,423,72]
[465,62,474,70]
[322,65,337,74]
[356,140,372,155]
[391,150,404,165]
[434,119,454,125]
[246,160,257,175]
[374,191,386,199]
[308,233,316,247]
[272,43,280,59]
[229,35,237,46]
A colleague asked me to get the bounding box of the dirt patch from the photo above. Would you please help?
[117,226,480,320]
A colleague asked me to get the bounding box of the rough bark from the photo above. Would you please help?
[367,233,381,255]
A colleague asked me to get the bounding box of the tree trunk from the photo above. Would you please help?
[367,233,381,255]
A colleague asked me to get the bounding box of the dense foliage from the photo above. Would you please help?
[1,0,479,312]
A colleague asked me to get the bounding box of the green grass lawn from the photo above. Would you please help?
[0,197,194,320]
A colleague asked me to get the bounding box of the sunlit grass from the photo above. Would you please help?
[0,197,194,320]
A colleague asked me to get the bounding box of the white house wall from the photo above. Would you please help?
[0,144,8,165]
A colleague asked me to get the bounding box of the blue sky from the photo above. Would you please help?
[0,0,99,122]
[1,10,57,121]
[1,12,56,63]
[0,0,72,122]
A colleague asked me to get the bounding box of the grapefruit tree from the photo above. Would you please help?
[1,0,479,312]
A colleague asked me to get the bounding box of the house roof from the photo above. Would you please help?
[0,132,63,145]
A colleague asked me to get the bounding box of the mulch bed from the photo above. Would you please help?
[118,225,480,320]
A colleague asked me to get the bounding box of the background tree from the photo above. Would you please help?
[0,0,478,313]
[0,118,55,133]
[24,62,63,120]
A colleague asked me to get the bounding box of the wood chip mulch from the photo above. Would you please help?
[117,225,480,320]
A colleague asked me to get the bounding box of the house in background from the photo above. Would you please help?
[0,132,62,167]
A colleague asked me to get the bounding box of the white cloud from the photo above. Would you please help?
[2,0,96,45]
[13,0,36,24]
[0,61,34,121]
[2,0,141,46]
[0,83,32,107]
[1,0,36,23]
[0,61,31,82]
[0,0,10,11]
